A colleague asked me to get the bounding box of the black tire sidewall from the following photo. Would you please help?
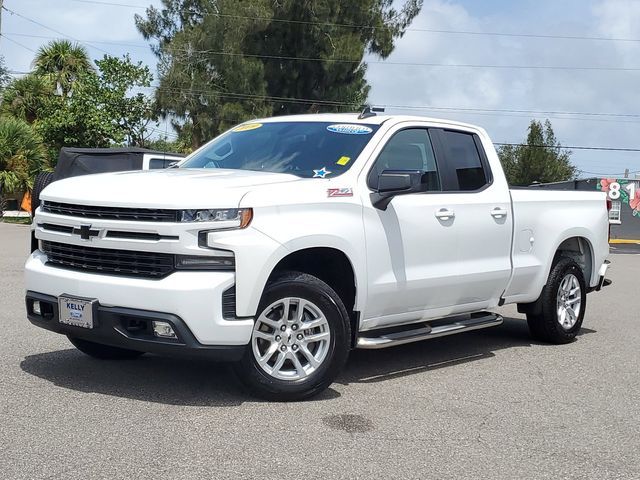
[32,172,55,216]
[235,272,351,401]
[540,258,587,342]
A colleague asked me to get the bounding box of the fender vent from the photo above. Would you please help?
[222,287,236,319]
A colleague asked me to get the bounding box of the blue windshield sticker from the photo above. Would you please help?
[327,124,373,135]
[313,167,332,178]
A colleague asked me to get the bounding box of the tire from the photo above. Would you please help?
[31,172,55,217]
[68,336,145,360]
[527,257,587,344]
[234,271,351,401]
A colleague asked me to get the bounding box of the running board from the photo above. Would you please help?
[356,313,503,350]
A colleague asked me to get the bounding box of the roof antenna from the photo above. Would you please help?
[358,105,385,120]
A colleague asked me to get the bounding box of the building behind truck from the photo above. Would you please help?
[535,177,640,242]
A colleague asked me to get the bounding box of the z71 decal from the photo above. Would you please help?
[327,188,353,198]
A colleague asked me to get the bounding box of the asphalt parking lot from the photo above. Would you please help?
[1,222,639,480]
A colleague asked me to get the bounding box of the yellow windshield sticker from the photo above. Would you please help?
[336,156,351,166]
[233,123,263,132]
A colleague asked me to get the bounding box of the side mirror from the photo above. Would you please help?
[371,170,425,210]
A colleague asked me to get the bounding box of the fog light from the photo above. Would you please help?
[33,301,42,316]
[152,321,177,339]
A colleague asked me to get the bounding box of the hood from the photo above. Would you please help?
[41,168,301,209]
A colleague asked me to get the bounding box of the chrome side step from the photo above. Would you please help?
[356,313,503,350]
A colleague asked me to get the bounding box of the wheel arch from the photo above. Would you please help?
[553,235,595,287]
[241,243,363,347]
[518,233,596,316]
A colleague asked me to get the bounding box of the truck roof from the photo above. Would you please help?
[251,112,482,130]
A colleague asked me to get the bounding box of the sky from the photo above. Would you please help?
[2,0,640,178]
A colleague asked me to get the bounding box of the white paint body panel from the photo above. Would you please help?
[26,114,610,346]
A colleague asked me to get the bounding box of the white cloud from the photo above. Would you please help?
[2,0,639,175]
[2,0,160,72]
[366,0,640,176]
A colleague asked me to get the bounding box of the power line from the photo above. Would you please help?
[1,5,111,55]
[0,32,36,52]
[159,49,640,73]
[579,170,640,176]
[7,32,640,73]
[147,84,640,123]
[494,143,640,152]
[66,0,640,44]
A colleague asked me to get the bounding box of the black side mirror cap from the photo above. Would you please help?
[371,170,425,210]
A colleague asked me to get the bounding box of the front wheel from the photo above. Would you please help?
[527,257,587,344]
[234,272,351,401]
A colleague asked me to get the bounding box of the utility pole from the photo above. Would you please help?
[0,0,4,49]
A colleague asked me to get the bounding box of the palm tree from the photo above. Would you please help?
[33,40,94,97]
[0,74,53,123]
[0,117,47,215]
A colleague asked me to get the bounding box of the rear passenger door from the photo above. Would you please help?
[429,128,513,307]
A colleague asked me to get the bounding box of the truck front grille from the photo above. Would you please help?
[42,241,175,279]
[41,201,179,222]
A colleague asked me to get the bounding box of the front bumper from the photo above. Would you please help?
[26,291,244,361]
[25,250,254,347]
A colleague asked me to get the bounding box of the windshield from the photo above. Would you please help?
[180,121,379,178]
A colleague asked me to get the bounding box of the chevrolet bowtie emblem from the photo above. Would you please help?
[72,224,100,240]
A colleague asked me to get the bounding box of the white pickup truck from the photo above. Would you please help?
[25,113,611,400]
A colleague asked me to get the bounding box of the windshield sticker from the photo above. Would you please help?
[336,156,351,166]
[327,124,373,135]
[313,167,332,178]
[232,123,263,132]
[327,188,353,198]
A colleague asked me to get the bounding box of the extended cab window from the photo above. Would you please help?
[368,128,441,191]
[438,130,489,191]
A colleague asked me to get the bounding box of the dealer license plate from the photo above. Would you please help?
[58,295,96,329]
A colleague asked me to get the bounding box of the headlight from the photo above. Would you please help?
[179,208,253,229]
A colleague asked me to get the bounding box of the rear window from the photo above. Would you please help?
[440,131,489,191]
[180,122,380,178]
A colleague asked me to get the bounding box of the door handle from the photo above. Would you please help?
[435,208,455,221]
[491,207,508,218]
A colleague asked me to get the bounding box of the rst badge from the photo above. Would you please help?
[327,188,353,198]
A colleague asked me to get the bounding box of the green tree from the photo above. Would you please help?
[136,0,422,147]
[1,74,53,124]
[36,55,155,155]
[33,40,94,98]
[0,117,47,213]
[92,55,155,146]
[146,135,192,155]
[498,120,576,186]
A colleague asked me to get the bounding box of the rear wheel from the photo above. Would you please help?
[234,272,351,401]
[68,336,145,360]
[31,172,55,216]
[527,257,586,344]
